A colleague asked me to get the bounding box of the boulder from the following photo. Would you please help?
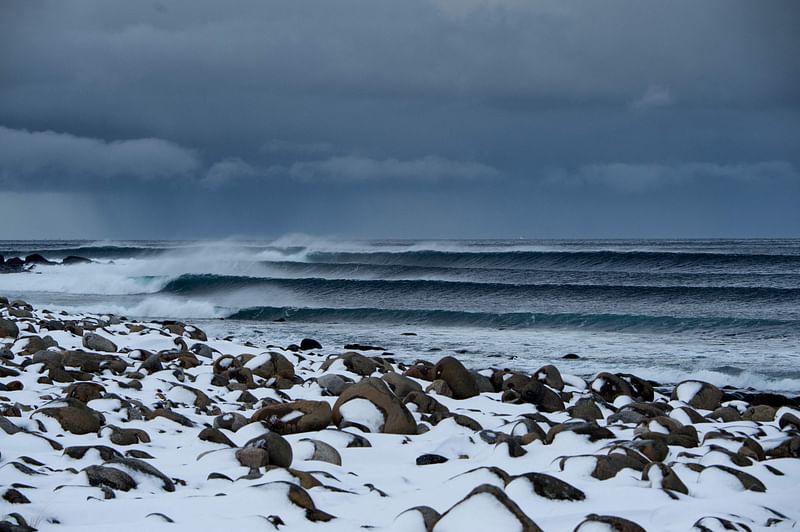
[243,431,293,468]
[590,372,634,403]
[198,427,236,447]
[82,332,117,353]
[106,456,175,492]
[317,373,353,396]
[383,372,423,400]
[251,400,333,435]
[62,255,92,265]
[434,356,479,399]
[509,472,585,501]
[433,484,542,532]
[300,338,322,350]
[84,465,137,491]
[36,401,105,434]
[0,318,19,339]
[64,382,105,403]
[533,364,565,391]
[519,380,565,413]
[575,514,646,532]
[671,380,722,410]
[333,377,416,434]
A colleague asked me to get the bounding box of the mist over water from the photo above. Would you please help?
[2,237,799,392]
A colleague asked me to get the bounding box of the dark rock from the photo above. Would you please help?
[299,338,322,350]
[82,332,117,353]
[63,445,123,461]
[404,390,449,415]
[546,422,615,444]
[198,427,236,447]
[24,254,54,265]
[426,379,453,397]
[36,401,105,434]
[84,465,137,492]
[592,453,647,480]
[708,406,741,422]
[394,506,440,531]
[520,380,565,413]
[108,425,151,446]
[342,351,379,376]
[569,398,604,421]
[62,255,92,265]
[0,318,19,339]
[513,472,586,501]
[243,431,293,468]
[562,353,580,359]
[590,372,634,403]
[706,465,766,492]
[575,514,646,532]
[642,463,688,494]
[144,408,194,427]
[416,453,448,466]
[317,373,352,396]
[251,351,295,381]
[64,382,105,403]
[214,412,249,432]
[434,356,479,399]
[742,405,776,422]
[106,456,175,492]
[778,412,800,431]
[301,439,342,466]
[383,372,423,400]
[2,489,30,504]
[533,364,565,391]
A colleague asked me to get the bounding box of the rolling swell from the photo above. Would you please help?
[227,306,800,335]
[159,273,800,303]
[305,249,800,272]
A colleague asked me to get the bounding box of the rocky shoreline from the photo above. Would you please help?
[1,296,799,531]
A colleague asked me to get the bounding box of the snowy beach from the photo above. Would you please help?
[2,296,799,531]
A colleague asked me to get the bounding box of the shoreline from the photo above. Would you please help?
[2,295,799,530]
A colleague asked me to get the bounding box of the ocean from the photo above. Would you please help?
[1,238,799,392]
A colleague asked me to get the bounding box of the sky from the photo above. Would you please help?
[1,0,798,239]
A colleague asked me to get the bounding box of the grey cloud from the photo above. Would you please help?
[283,155,500,182]
[0,125,200,187]
[545,161,798,192]
[201,158,259,189]
[261,140,336,156]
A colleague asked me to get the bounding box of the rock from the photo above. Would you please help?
[383,372,423,400]
[36,401,105,434]
[64,382,105,403]
[416,453,448,466]
[236,447,269,469]
[243,431,293,468]
[63,445,123,461]
[533,364,565,391]
[671,380,722,410]
[24,253,54,265]
[546,422,615,444]
[590,372,634,403]
[214,412,249,432]
[393,506,441,532]
[575,514,646,532]
[643,463,689,494]
[250,351,295,380]
[426,379,453,398]
[62,255,92,265]
[569,398,604,421]
[251,400,332,435]
[519,380,565,413]
[333,377,416,434]
[0,318,19,339]
[300,338,322,350]
[84,465,137,491]
[12,336,47,357]
[82,332,117,353]
[709,406,742,422]
[778,412,800,431]
[108,426,151,446]
[562,353,580,359]
[2,489,30,504]
[592,453,647,480]
[302,439,342,466]
[403,361,436,381]
[510,472,586,501]
[342,351,379,376]
[144,408,194,427]
[434,356,479,399]
[704,465,766,492]
[404,390,449,415]
[317,373,352,396]
[252,481,335,522]
[139,353,163,373]
[742,405,776,422]
[198,427,236,447]
[433,484,542,532]
[106,456,175,492]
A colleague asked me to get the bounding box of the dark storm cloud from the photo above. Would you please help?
[0,0,798,237]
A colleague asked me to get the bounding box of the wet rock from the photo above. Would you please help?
[300,338,322,350]
[62,255,92,265]
[84,465,137,492]
[434,356,479,399]
[333,377,416,434]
